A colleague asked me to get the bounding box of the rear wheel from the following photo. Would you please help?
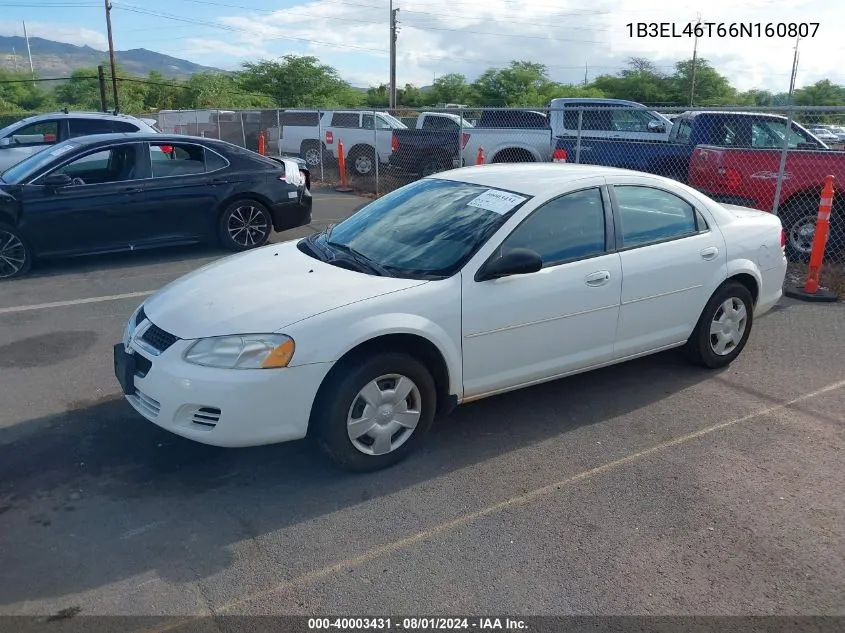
[780,198,820,262]
[313,352,437,472]
[0,224,32,280]
[300,141,324,168]
[684,281,754,369]
[217,199,272,251]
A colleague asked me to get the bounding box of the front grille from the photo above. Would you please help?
[141,323,179,353]
[128,389,161,419]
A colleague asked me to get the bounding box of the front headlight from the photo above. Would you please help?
[123,303,144,346]
[183,334,295,369]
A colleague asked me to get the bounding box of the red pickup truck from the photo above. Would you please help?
[688,145,845,260]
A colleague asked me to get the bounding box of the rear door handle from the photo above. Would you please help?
[700,246,719,260]
[585,270,611,286]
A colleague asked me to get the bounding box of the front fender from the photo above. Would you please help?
[288,312,464,398]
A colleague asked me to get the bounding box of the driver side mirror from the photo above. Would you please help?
[41,173,73,188]
[648,120,666,132]
[476,248,543,282]
[0,138,10,148]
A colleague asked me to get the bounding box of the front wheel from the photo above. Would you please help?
[217,199,272,251]
[313,353,437,472]
[0,224,33,280]
[684,281,754,369]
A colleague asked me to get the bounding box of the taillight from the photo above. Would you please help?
[553,148,567,163]
[391,134,399,152]
[461,132,470,149]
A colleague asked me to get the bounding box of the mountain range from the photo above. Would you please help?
[0,35,223,80]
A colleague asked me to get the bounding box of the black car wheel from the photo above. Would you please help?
[218,200,272,251]
[0,225,32,280]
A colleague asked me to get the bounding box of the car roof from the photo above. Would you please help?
[428,163,680,196]
[16,111,147,123]
[62,132,221,145]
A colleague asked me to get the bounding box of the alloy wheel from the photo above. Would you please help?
[0,230,27,279]
[227,205,269,247]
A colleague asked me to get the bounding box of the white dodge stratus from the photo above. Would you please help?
[115,164,787,471]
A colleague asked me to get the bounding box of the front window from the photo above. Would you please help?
[752,120,813,148]
[1,120,59,146]
[377,113,407,129]
[0,140,78,184]
[301,178,531,278]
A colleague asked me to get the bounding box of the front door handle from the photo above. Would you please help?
[123,187,144,194]
[585,270,611,286]
[700,246,719,260]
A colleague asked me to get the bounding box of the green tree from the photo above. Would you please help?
[431,73,470,104]
[237,55,356,107]
[0,70,54,112]
[365,83,389,107]
[175,72,271,109]
[793,79,845,106]
[470,61,555,106]
[592,57,670,104]
[670,58,737,105]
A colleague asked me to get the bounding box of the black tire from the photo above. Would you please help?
[0,224,33,280]
[684,281,754,369]
[347,146,376,177]
[780,198,819,262]
[217,199,272,252]
[300,141,324,169]
[313,352,437,472]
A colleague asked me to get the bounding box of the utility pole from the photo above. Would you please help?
[772,37,801,217]
[22,21,34,76]
[104,0,119,111]
[584,63,588,87]
[12,47,17,72]
[97,65,108,112]
[689,13,701,106]
[389,2,398,109]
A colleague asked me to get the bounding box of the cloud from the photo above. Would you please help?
[0,21,108,50]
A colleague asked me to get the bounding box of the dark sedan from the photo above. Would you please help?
[0,133,312,278]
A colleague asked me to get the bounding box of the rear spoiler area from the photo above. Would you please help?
[267,155,310,190]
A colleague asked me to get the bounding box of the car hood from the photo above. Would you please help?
[142,240,428,339]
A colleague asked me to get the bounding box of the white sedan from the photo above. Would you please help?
[115,164,787,471]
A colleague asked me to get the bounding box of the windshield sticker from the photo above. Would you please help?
[466,189,527,215]
[49,145,73,157]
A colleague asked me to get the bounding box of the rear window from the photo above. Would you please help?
[281,111,319,126]
[330,113,360,128]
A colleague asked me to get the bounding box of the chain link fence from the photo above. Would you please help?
[6,104,842,277]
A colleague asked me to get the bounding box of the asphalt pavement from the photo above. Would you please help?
[0,187,843,619]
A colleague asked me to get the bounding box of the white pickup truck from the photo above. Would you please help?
[273,110,478,176]
[459,98,674,166]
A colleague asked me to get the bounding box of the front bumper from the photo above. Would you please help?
[114,337,333,447]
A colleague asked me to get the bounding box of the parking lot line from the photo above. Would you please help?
[207,376,845,615]
[0,290,153,315]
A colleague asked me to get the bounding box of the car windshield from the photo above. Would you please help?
[378,112,408,129]
[0,140,78,184]
[304,178,531,279]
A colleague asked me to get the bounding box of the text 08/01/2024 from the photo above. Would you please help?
[626,22,820,38]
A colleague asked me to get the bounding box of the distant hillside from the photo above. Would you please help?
[0,36,223,79]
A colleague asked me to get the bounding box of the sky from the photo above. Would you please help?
[1,0,844,93]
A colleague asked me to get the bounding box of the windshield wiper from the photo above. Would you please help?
[325,240,394,277]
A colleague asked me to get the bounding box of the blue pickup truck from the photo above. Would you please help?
[551,110,828,182]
